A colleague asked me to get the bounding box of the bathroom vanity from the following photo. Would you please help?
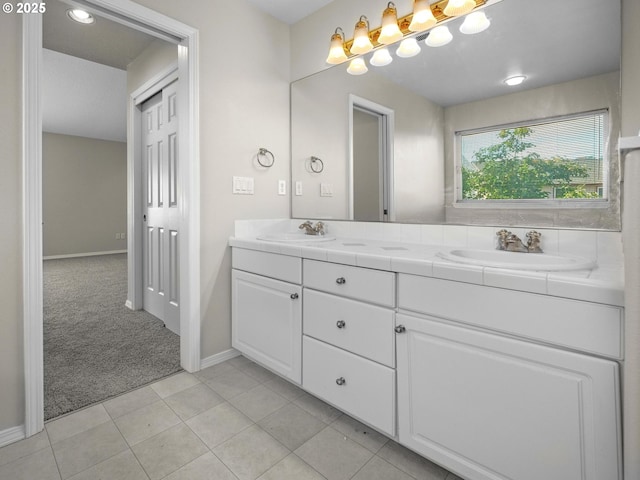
[230,221,623,480]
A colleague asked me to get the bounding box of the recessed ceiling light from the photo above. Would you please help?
[67,9,95,24]
[504,75,526,86]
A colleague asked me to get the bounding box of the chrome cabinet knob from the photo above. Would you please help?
[290,293,299,300]
[336,377,346,386]
[336,277,346,285]
[395,325,406,334]
[336,320,346,329]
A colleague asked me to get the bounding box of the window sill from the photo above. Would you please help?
[453,199,611,210]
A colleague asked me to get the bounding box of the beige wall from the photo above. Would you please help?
[127,38,177,92]
[444,72,621,230]
[42,133,127,257]
[0,12,24,432]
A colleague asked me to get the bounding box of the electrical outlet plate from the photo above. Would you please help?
[295,181,303,196]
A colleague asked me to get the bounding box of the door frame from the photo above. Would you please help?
[22,0,201,437]
[348,94,395,221]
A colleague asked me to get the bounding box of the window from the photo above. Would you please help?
[458,111,607,204]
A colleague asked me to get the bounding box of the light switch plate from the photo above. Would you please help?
[295,181,303,196]
[233,176,254,195]
[320,183,333,197]
[278,180,287,195]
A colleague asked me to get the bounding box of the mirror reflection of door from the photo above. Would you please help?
[351,98,394,222]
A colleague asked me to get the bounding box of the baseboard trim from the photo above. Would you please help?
[43,250,127,260]
[200,349,240,370]
[0,425,26,448]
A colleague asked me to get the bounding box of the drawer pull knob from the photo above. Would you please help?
[395,325,406,334]
[336,277,346,285]
[336,377,346,386]
[290,293,299,300]
[336,320,346,329]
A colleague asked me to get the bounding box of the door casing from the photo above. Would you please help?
[22,0,200,437]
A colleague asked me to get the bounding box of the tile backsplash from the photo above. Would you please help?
[234,219,624,267]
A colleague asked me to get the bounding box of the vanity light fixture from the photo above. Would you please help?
[326,27,348,64]
[378,2,404,45]
[459,10,490,34]
[370,48,394,66]
[504,75,526,86]
[425,25,453,46]
[350,16,374,55]
[396,37,422,58]
[443,0,476,17]
[409,0,437,32]
[347,57,369,75]
[66,8,95,24]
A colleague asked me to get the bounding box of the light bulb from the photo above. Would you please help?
[460,11,490,34]
[67,9,95,24]
[409,0,437,32]
[370,48,393,66]
[347,57,369,75]
[378,3,404,45]
[504,75,526,86]
[425,25,453,47]
[350,16,373,55]
[326,29,348,64]
[396,37,421,58]
[443,0,476,17]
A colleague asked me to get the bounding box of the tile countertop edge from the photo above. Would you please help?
[229,237,624,307]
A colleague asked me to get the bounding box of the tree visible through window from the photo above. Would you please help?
[460,112,606,201]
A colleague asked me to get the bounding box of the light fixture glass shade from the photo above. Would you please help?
[425,26,453,47]
[347,57,369,75]
[67,9,95,24]
[459,11,490,34]
[378,3,404,45]
[504,75,526,86]
[350,17,374,55]
[396,37,421,58]
[326,29,348,64]
[409,0,437,32]
[443,0,476,17]
[370,48,393,66]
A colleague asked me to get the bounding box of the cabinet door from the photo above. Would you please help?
[232,270,302,384]
[396,313,621,480]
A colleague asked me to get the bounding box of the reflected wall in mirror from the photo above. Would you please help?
[291,0,621,230]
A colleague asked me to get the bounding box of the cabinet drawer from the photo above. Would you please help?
[398,274,623,359]
[304,289,395,367]
[303,259,395,307]
[233,248,301,284]
[303,336,395,436]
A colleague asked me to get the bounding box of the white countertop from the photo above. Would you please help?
[229,235,624,307]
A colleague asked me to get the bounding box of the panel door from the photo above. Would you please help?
[232,270,302,384]
[396,313,621,480]
[142,81,180,334]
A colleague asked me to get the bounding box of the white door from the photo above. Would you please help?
[142,81,180,334]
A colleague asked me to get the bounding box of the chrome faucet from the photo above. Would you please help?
[299,221,325,236]
[496,229,543,253]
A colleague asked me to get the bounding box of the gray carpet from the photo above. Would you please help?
[44,254,181,420]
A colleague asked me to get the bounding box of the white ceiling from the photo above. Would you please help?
[246,0,335,24]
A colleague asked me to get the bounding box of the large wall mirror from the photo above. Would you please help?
[291,0,621,230]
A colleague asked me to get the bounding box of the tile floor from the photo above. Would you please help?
[0,355,464,480]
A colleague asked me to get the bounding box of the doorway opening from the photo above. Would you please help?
[349,94,395,222]
[23,0,200,436]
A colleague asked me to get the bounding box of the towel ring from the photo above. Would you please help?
[310,156,324,173]
[257,148,275,168]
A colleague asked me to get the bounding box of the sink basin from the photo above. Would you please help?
[437,248,596,271]
[257,232,336,243]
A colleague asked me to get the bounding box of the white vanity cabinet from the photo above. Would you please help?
[301,259,397,436]
[396,274,622,480]
[231,249,302,384]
